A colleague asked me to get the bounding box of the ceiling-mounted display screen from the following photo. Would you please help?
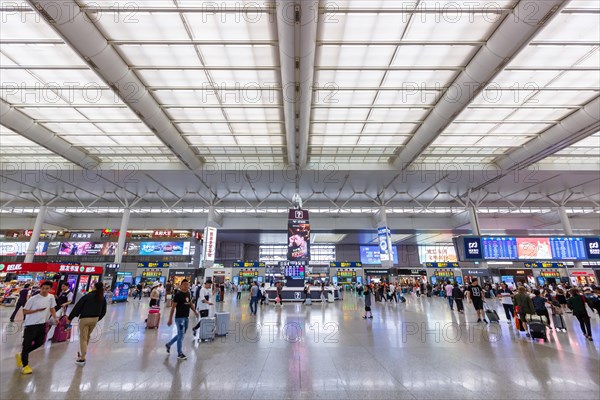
[549,237,586,260]
[481,237,518,260]
[516,237,552,260]
[418,245,457,263]
[58,242,117,256]
[0,242,48,256]
[359,245,398,265]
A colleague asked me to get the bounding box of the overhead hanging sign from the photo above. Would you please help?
[203,226,217,262]
[137,261,171,268]
[425,262,460,268]
[287,209,310,262]
[233,261,266,268]
[330,261,362,268]
[524,262,565,269]
[378,227,393,263]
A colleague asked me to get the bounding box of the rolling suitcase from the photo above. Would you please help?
[528,316,547,341]
[552,313,567,332]
[198,317,216,341]
[146,306,160,329]
[327,292,335,303]
[51,315,72,343]
[485,305,500,323]
[215,312,230,336]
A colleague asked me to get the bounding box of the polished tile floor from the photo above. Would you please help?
[1,292,599,400]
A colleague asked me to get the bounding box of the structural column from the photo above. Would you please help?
[558,206,583,269]
[114,208,130,264]
[24,205,47,263]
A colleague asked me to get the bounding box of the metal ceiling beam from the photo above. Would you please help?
[0,99,100,167]
[26,0,202,171]
[275,0,297,166]
[390,0,568,170]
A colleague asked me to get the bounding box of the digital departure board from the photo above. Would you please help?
[482,237,517,260]
[284,265,305,279]
[549,237,586,260]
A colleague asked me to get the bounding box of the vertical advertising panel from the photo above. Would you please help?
[287,209,310,261]
[378,227,393,262]
[203,227,217,262]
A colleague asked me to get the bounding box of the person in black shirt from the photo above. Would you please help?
[465,279,487,323]
[452,283,465,313]
[165,280,199,360]
[10,284,30,322]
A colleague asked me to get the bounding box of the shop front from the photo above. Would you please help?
[493,268,534,286]
[568,269,597,286]
[364,269,389,284]
[428,269,462,285]
[238,269,259,285]
[204,268,232,284]
[528,263,567,286]
[167,269,194,286]
[462,268,491,284]
[394,269,427,286]
[139,269,164,286]
[330,262,363,287]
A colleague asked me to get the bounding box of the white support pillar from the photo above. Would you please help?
[24,205,47,263]
[114,208,130,264]
[558,207,583,268]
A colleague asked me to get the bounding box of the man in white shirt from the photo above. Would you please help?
[444,281,455,311]
[192,279,214,336]
[16,281,58,375]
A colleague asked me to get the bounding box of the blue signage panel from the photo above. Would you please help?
[524,262,566,268]
[585,237,600,260]
[137,261,171,268]
[330,261,362,268]
[482,237,517,260]
[463,237,482,259]
[549,237,586,260]
[359,246,399,265]
[233,261,266,268]
[425,262,460,268]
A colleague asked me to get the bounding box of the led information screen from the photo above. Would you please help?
[482,237,517,260]
[283,265,305,279]
[139,242,190,256]
[59,242,117,256]
[287,209,310,261]
[330,262,362,268]
[0,242,48,256]
[516,237,552,260]
[359,246,398,265]
[418,245,458,263]
[549,237,586,260]
[233,261,266,268]
[585,238,600,260]
[137,261,171,268]
[463,237,482,259]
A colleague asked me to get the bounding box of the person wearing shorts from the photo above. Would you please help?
[465,279,487,324]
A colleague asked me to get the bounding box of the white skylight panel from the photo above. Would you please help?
[76,107,139,120]
[312,108,370,121]
[18,107,84,121]
[547,71,600,89]
[534,14,600,42]
[391,45,475,67]
[235,136,283,146]
[0,44,86,67]
[418,0,517,6]
[432,136,481,146]
[328,0,417,9]
[374,90,440,106]
[313,90,377,106]
[93,122,153,133]
[362,122,418,134]
[470,90,529,107]
[311,123,363,134]
[357,135,409,146]
[96,13,190,40]
[487,123,554,134]
[455,107,516,121]
[167,107,226,121]
[230,122,282,134]
[153,90,222,106]
[186,13,272,41]
[506,107,574,122]
[319,14,410,42]
[137,69,208,87]
[209,70,278,86]
[525,90,598,107]
[224,108,280,120]
[318,45,396,67]
[382,70,456,87]
[0,69,43,87]
[405,13,498,41]
[509,45,599,68]
[476,136,533,147]
[0,89,68,106]
[187,135,237,146]
[2,11,60,39]
[315,70,386,87]
[118,45,201,67]
[0,127,38,147]
[42,122,103,134]
[110,136,165,146]
[62,135,118,146]
[443,123,498,134]
[488,70,559,88]
[200,45,276,67]
[32,69,107,87]
[178,123,233,134]
[368,108,430,121]
[565,133,600,148]
[311,136,360,146]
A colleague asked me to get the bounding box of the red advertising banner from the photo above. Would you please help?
[0,263,104,275]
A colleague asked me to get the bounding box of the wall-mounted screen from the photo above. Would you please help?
[0,242,48,256]
[359,246,398,265]
[482,237,517,260]
[139,242,190,256]
[516,237,551,260]
[418,245,457,263]
[58,242,117,256]
[549,237,586,260]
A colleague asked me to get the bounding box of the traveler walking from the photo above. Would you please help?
[150,284,160,307]
[465,279,487,323]
[10,283,30,322]
[567,288,593,341]
[496,283,515,322]
[444,281,454,311]
[363,285,373,319]
[249,282,260,315]
[67,282,107,365]
[193,279,214,334]
[15,281,58,374]
[236,284,242,300]
[513,286,535,337]
[452,283,464,313]
[166,280,199,360]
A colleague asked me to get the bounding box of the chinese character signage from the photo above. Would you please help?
[152,229,173,238]
[203,227,217,262]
